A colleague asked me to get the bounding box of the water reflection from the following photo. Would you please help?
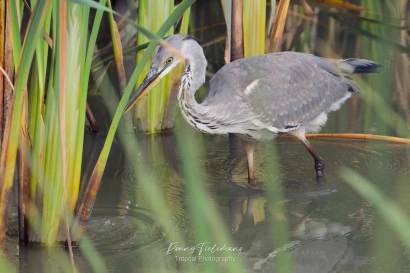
[79,132,410,272]
[9,129,410,272]
[9,126,410,272]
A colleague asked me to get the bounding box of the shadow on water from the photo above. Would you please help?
[11,125,410,272]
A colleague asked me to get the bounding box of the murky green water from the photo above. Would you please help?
[88,132,410,272]
[4,0,410,272]
[8,123,410,272]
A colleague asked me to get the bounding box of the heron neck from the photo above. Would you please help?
[177,52,207,116]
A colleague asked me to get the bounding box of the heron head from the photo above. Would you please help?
[123,35,190,114]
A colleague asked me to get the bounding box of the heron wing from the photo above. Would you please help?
[203,52,350,129]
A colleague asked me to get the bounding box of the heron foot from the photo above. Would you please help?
[314,157,325,177]
[246,182,263,189]
[316,175,325,185]
[248,177,256,184]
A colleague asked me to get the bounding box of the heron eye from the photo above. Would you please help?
[166,57,173,64]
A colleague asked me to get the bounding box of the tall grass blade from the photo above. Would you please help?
[267,0,290,52]
[221,0,232,62]
[264,154,292,273]
[17,103,30,244]
[0,0,5,144]
[121,134,195,272]
[231,0,244,60]
[267,0,276,42]
[321,0,367,10]
[132,0,174,133]
[175,119,248,273]
[300,0,367,11]
[90,42,149,69]
[342,168,410,249]
[74,0,107,218]
[106,0,126,96]
[8,0,22,68]
[54,0,76,264]
[325,12,410,54]
[106,0,134,133]
[327,10,410,30]
[300,0,313,15]
[243,0,266,56]
[0,252,16,273]
[78,236,108,273]
[162,6,192,130]
[2,4,13,137]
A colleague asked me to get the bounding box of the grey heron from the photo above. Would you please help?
[124,34,381,182]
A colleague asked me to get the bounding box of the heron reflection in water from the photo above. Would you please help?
[124,35,381,183]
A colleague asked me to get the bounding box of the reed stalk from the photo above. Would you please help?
[106,0,134,133]
[132,0,174,133]
[2,1,13,142]
[268,0,290,52]
[0,0,51,248]
[231,0,244,61]
[304,133,410,143]
[243,0,266,56]
[0,0,5,144]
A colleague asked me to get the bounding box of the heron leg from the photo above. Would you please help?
[241,139,255,183]
[300,138,325,177]
[289,130,325,177]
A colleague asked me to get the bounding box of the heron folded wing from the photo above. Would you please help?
[244,53,350,130]
[202,52,351,131]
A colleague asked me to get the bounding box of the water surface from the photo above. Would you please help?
[10,128,410,272]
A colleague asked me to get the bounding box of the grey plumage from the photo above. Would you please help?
[124,34,382,181]
[201,52,380,137]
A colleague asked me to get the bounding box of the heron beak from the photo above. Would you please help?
[123,67,164,114]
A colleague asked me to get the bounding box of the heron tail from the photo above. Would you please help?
[336,59,382,93]
[345,59,383,74]
[338,58,383,75]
